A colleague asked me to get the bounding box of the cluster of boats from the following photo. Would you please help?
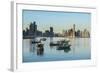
[50,40,71,52]
[31,38,71,51]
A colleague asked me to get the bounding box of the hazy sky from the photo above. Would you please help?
[22,10,91,33]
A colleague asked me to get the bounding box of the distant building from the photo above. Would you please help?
[33,21,37,32]
[43,30,50,37]
[26,28,29,35]
[75,30,81,38]
[73,24,75,38]
[43,27,54,37]
[83,29,90,38]
[67,28,73,38]
[63,30,68,37]
[50,27,53,32]
[80,29,90,38]
[50,27,54,37]
[67,24,76,38]
[29,21,37,36]
[23,30,26,36]
[37,30,42,37]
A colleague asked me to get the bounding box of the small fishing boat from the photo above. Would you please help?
[57,44,71,50]
[57,40,70,44]
[50,42,59,46]
[57,40,71,50]
[40,38,46,41]
[31,40,41,44]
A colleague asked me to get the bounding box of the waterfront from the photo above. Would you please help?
[22,37,91,62]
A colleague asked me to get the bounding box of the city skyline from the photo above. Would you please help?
[23,21,90,38]
[22,10,91,33]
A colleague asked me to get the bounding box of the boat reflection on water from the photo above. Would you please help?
[37,47,44,56]
[29,39,44,56]
[29,40,36,53]
[64,48,71,53]
[37,43,44,56]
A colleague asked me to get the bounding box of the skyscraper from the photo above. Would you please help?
[50,27,53,32]
[33,21,37,32]
[50,27,54,37]
[73,24,75,38]
[29,21,37,37]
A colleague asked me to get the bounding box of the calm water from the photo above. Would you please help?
[22,37,91,62]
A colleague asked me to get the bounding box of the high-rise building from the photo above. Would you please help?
[50,27,53,32]
[67,24,75,38]
[83,29,90,38]
[29,21,37,36]
[44,30,50,37]
[50,27,54,37]
[73,24,75,38]
[76,30,81,38]
[33,21,37,32]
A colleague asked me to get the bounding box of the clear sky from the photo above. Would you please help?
[22,10,91,33]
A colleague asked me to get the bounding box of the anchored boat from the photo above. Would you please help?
[50,42,59,46]
[40,38,47,41]
[57,40,71,50]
